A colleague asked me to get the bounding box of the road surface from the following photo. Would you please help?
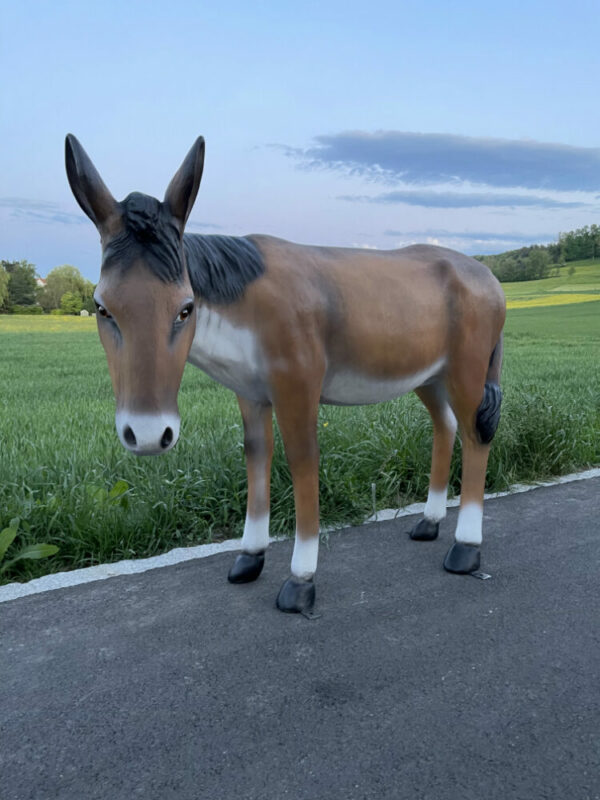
[1,477,599,800]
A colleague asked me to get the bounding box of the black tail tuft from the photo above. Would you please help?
[476,383,502,444]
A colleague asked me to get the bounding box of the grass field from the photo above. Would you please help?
[503,259,600,307]
[1,261,599,584]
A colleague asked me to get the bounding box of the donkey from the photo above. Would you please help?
[65,134,505,614]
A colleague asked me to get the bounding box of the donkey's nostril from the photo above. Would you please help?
[161,427,174,449]
[116,414,179,454]
[123,425,137,447]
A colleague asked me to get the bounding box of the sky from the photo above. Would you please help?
[1,0,599,282]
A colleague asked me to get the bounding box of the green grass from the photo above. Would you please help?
[1,292,599,585]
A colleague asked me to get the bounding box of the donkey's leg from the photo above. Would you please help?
[443,356,502,573]
[410,384,457,541]
[443,433,491,573]
[271,379,321,614]
[228,397,274,584]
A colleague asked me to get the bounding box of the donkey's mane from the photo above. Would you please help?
[183,234,264,304]
[102,192,265,303]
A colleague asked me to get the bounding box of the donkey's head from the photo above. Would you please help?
[65,135,205,455]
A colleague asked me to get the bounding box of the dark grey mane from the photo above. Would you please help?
[102,192,265,303]
[183,234,264,304]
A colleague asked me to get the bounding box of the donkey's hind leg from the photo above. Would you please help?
[228,396,274,584]
[409,384,457,541]
[443,434,491,573]
[443,357,502,574]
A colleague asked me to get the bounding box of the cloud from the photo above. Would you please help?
[293,131,600,192]
[381,228,560,255]
[0,197,87,225]
[384,229,555,244]
[339,190,585,209]
[0,198,222,231]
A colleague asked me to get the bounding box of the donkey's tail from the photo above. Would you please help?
[476,334,503,444]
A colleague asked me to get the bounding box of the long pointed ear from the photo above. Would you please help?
[163,137,205,235]
[65,134,119,230]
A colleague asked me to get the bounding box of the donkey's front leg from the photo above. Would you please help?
[228,396,274,584]
[272,378,321,614]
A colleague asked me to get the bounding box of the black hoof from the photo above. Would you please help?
[409,517,439,541]
[228,552,265,584]
[276,576,315,614]
[443,542,481,574]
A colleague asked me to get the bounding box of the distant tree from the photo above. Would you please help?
[60,291,84,315]
[525,248,550,280]
[0,263,9,310]
[591,224,600,260]
[1,260,37,306]
[485,254,522,282]
[559,225,600,262]
[477,222,598,282]
[546,241,564,264]
[501,255,521,281]
[81,290,96,314]
[568,265,576,277]
[38,265,94,312]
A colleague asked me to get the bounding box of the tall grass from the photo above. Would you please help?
[1,301,599,584]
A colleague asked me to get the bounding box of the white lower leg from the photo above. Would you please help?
[240,513,270,554]
[424,486,448,522]
[291,534,319,580]
[455,503,483,546]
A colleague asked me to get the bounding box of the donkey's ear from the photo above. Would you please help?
[65,134,119,230]
[163,136,205,234]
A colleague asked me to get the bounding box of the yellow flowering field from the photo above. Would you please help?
[506,293,600,310]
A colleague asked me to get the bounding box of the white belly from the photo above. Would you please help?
[188,306,445,406]
[320,358,445,405]
[187,307,267,401]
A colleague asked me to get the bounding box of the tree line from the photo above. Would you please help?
[475,224,600,283]
[0,261,95,315]
[2,222,599,307]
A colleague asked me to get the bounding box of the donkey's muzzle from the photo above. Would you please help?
[115,410,180,456]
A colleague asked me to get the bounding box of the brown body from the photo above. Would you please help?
[222,236,504,401]
[65,134,506,613]
[195,236,505,573]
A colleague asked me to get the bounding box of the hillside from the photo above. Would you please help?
[502,259,600,309]
[476,224,600,283]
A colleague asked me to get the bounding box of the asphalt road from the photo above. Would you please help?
[1,478,599,800]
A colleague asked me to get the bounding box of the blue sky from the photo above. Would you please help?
[1,0,599,281]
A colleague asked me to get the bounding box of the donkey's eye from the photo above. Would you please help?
[96,303,112,319]
[176,304,194,324]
